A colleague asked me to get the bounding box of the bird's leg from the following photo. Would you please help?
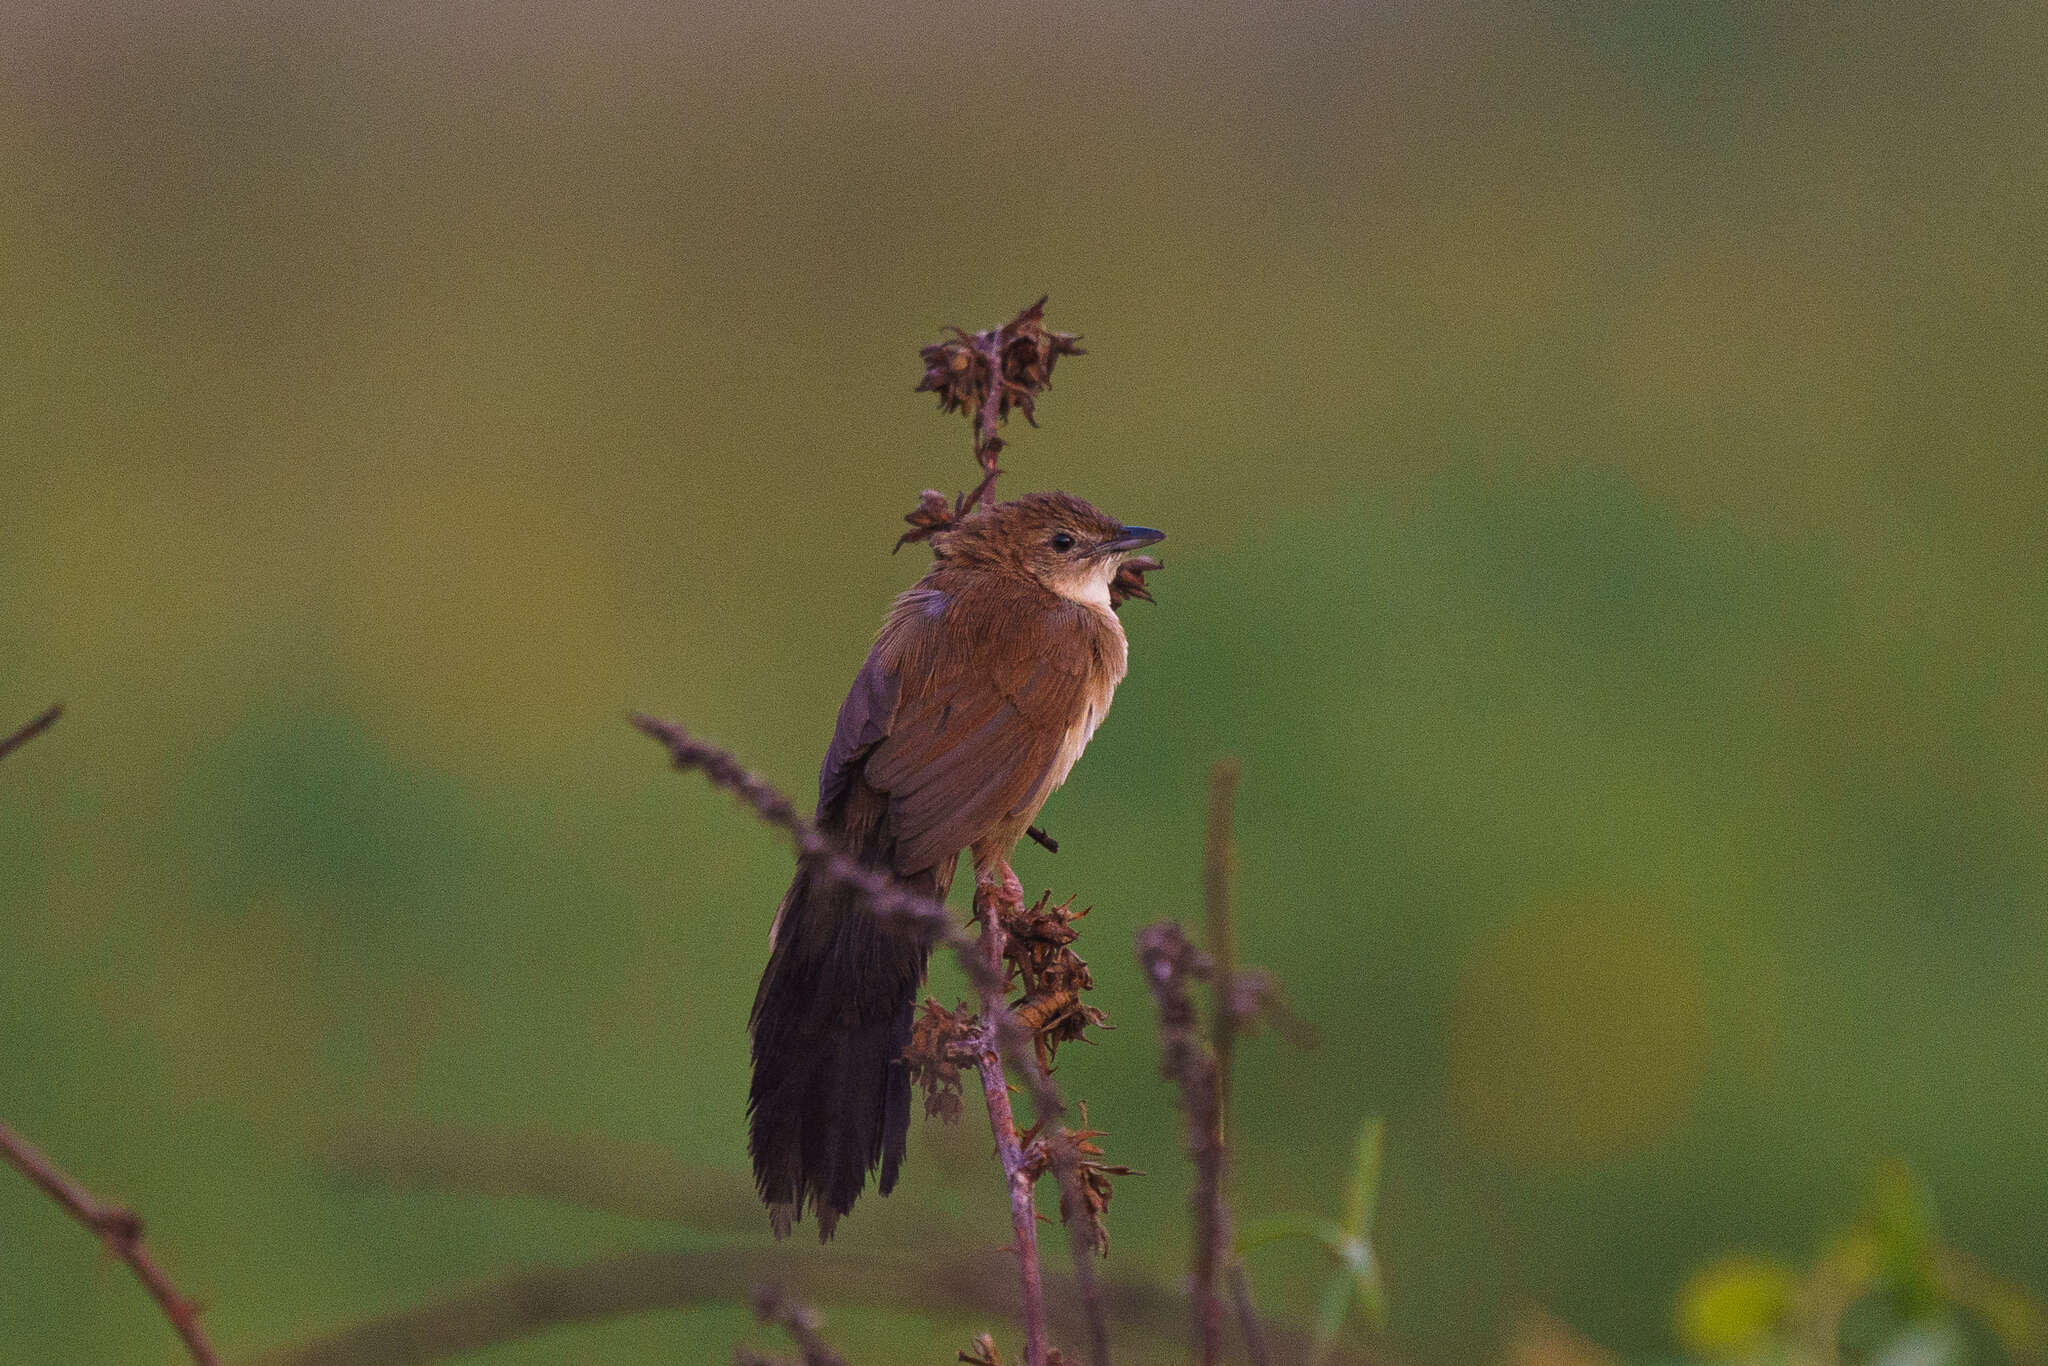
[969,851,1027,996]
[972,856,1026,923]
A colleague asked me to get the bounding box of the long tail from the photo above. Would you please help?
[748,853,936,1239]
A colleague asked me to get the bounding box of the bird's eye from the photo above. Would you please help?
[1049,533,1076,553]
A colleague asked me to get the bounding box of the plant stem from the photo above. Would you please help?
[1137,920,1227,1366]
[974,885,1049,1366]
[0,703,62,763]
[0,1119,220,1366]
[1203,759,1241,1150]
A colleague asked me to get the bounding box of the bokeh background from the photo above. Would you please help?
[3,0,2044,1362]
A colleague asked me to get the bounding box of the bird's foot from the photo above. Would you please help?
[973,861,1026,920]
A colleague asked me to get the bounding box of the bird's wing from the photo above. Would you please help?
[861,597,1101,875]
[817,639,899,814]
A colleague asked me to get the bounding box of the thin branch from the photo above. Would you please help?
[0,1119,220,1366]
[750,1285,851,1366]
[972,889,1048,1366]
[1203,760,1271,1365]
[316,1119,1123,1363]
[632,714,1111,1366]
[0,702,62,763]
[2,703,218,1361]
[312,1120,766,1232]
[961,461,1004,524]
[971,327,1007,485]
[992,982,1113,1366]
[1203,760,1241,1153]
[628,713,993,991]
[240,1244,1405,1366]
[1136,921,1226,1366]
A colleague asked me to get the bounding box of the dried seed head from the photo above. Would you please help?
[1109,554,1162,608]
[903,998,979,1124]
[915,297,1084,466]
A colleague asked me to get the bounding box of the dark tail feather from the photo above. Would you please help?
[748,857,934,1239]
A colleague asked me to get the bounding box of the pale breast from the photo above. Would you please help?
[1046,686,1111,792]
[1035,605,1127,803]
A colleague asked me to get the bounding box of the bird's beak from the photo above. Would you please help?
[1101,525,1165,554]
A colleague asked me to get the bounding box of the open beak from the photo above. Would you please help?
[1101,525,1165,554]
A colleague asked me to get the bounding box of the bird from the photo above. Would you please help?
[748,490,1163,1239]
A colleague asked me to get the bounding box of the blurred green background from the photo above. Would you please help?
[3,0,2044,1362]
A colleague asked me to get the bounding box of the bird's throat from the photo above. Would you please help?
[1048,557,1120,608]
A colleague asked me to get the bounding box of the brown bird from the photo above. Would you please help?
[749,490,1163,1238]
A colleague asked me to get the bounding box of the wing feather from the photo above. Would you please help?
[817,644,899,813]
[861,595,1100,875]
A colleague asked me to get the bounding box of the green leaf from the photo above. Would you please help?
[1342,1117,1386,1239]
[1866,1160,1944,1317]
[1347,1235,1388,1330]
[1309,1270,1355,1366]
[1236,1213,1350,1259]
[1239,1114,1392,1348]
[1674,1255,1798,1358]
[1867,1159,1939,1259]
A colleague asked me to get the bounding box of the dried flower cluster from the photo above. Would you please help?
[1023,1106,1136,1258]
[916,297,1084,458]
[899,298,1092,551]
[959,1334,1079,1366]
[957,1334,1007,1366]
[903,999,978,1125]
[897,488,965,552]
[901,890,1131,1266]
[905,892,1113,1117]
[998,893,1109,1074]
[1108,556,1161,610]
[1135,919,1231,1365]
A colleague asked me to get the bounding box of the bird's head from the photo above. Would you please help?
[935,491,1164,607]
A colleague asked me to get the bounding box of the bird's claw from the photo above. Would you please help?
[974,861,1026,918]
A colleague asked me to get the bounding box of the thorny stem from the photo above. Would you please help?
[631,715,1111,1366]
[628,714,994,991]
[1137,920,1226,1366]
[1203,760,1271,1364]
[0,1120,221,1366]
[976,330,1005,457]
[966,333,1007,475]
[1,703,218,1365]
[1203,761,1241,1152]
[952,380,1112,1366]
[1007,1024,1114,1366]
[974,881,1049,1366]
[950,330,1012,524]
[959,462,1004,524]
